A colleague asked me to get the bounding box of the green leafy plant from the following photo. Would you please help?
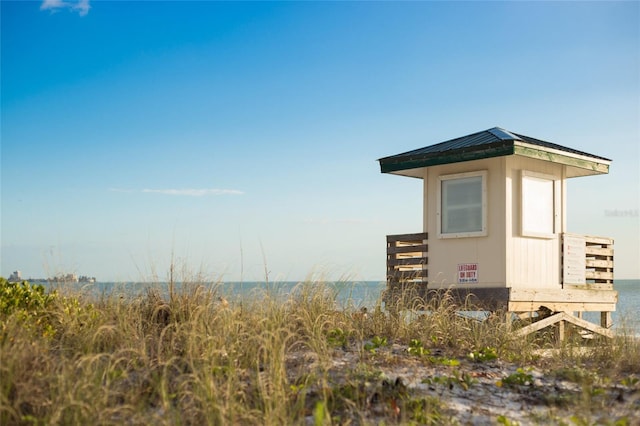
[457,370,478,390]
[408,339,429,357]
[497,414,520,425]
[327,328,348,348]
[364,335,388,353]
[501,368,534,387]
[0,278,54,316]
[313,401,329,426]
[620,377,639,388]
[468,346,498,363]
[422,370,477,390]
[0,278,61,339]
[430,356,460,366]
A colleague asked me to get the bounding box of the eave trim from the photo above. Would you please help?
[379,143,514,174]
[513,143,610,175]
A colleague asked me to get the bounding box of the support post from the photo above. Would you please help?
[557,320,565,343]
[504,312,513,332]
[600,311,612,329]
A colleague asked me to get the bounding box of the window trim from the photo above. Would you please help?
[520,170,558,239]
[437,170,488,239]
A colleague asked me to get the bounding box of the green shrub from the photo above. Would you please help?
[0,277,54,316]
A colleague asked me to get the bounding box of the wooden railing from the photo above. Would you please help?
[386,232,428,286]
[585,235,614,287]
[563,233,614,290]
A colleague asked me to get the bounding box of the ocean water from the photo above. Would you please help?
[596,279,640,335]
[47,279,639,335]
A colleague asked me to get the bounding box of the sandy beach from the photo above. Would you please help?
[284,340,640,425]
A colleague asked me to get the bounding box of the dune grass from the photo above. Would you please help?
[1,275,638,425]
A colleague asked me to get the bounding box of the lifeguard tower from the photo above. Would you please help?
[379,127,616,339]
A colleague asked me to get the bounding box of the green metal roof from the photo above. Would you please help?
[378,127,611,177]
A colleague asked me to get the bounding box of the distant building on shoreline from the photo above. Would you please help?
[48,273,97,283]
[6,270,96,284]
[8,270,22,282]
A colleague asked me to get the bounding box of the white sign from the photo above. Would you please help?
[563,235,586,285]
[458,263,479,283]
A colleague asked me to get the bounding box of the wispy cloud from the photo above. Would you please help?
[108,187,135,193]
[40,0,90,16]
[142,189,244,197]
[303,218,378,225]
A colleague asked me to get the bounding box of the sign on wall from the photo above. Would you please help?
[458,263,479,283]
[563,234,586,285]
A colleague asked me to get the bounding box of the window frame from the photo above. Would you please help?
[437,170,488,239]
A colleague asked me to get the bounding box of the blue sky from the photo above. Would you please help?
[1,1,638,282]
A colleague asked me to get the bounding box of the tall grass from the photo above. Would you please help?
[1,275,638,425]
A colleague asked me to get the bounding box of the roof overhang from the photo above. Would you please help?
[513,141,610,177]
[379,141,513,177]
[379,140,610,179]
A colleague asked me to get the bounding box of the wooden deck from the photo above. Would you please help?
[384,232,617,339]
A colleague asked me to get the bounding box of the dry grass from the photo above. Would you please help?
[1,275,638,425]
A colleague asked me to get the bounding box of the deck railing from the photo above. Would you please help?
[585,235,614,286]
[386,232,428,286]
[562,233,614,290]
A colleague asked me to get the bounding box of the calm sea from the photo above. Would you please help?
[46,279,640,336]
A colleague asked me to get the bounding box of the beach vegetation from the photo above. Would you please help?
[430,355,460,366]
[0,278,53,315]
[422,370,477,391]
[404,396,444,424]
[363,335,387,353]
[407,338,429,357]
[501,368,534,387]
[496,414,520,426]
[0,273,638,424]
[327,327,348,349]
[468,346,498,362]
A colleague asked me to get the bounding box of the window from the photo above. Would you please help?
[521,171,556,238]
[437,171,487,238]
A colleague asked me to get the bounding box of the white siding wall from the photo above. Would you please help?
[420,154,568,290]
[423,157,507,289]
[505,156,565,289]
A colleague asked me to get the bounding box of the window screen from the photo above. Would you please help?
[439,171,486,237]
